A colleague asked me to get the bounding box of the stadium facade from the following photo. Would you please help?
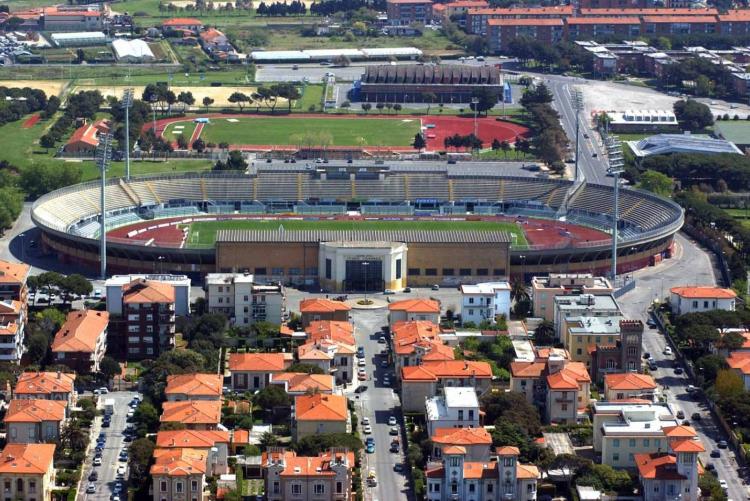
[31,164,683,289]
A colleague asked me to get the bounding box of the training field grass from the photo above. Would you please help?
[185,219,528,248]
[199,117,420,146]
[164,121,198,141]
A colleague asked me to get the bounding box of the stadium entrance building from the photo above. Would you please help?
[215,230,511,292]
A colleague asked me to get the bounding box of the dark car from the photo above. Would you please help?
[674,367,684,375]
[705,463,716,472]
[717,440,728,449]
[88,471,98,481]
[643,352,651,359]
[355,385,368,393]
[711,449,721,458]
[648,361,658,371]
[691,413,702,421]
[101,420,110,428]
[123,435,133,443]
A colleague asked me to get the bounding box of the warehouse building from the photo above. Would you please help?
[50,31,106,47]
[356,64,502,103]
[111,38,154,63]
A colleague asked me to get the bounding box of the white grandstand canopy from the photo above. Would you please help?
[112,39,155,62]
[304,48,363,58]
[360,47,422,57]
[250,50,309,61]
[627,134,744,158]
[250,47,422,62]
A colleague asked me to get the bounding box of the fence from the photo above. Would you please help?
[680,223,732,287]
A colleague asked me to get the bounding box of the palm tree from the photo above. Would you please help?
[510,281,528,302]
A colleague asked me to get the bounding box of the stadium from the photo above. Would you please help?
[31,163,683,290]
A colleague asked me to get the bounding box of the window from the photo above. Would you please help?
[469,483,475,493]
[191,480,198,491]
[449,457,460,467]
[643,439,650,447]
[477,268,488,276]
[218,286,223,293]
[654,439,661,449]
[561,404,568,411]
[292,484,302,495]
[487,483,494,493]
[459,268,471,276]
[28,481,35,493]
[325,259,332,279]
[469,297,474,304]
[336,482,343,494]
[469,309,473,315]
[692,300,698,308]
[272,267,283,275]
[408,268,420,276]
[443,268,454,276]
[613,452,620,461]
[273,482,280,495]
[254,267,267,275]
[468,410,474,420]
[289,268,301,276]
[314,484,325,495]
[176,482,183,493]
[425,268,437,276]
[576,348,582,355]
[493,268,505,276]
[613,439,620,448]
[606,358,616,369]
[306,267,317,276]
[503,457,514,467]
[629,439,636,447]
[458,410,464,420]
[396,259,402,279]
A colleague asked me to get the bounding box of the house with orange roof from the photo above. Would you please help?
[299,299,350,327]
[64,122,101,153]
[305,320,355,345]
[0,260,30,303]
[510,360,547,404]
[165,373,222,402]
[13,371,76,406]
[431,426,492,461]
[262,447,354,501]
[161,17,204,33]
[392,321,452,373]
[634,426,703,501]
[4,399,67,444]
[156,429,231,475]
[604,373,657,402]
[425,445,539,501]
[726,351,750,390]
[151,447,207,501]
[388,298,441,326]
[160,400,221,430]
[293,394,349,440]
[269,372,335,395]
[0,443,56,501]
[297,337,355,385]
[401,360,493,412]
[545,359,591,424]
[228,352,293,391]
[669,286,736,315]
[0,260,30,363]
[51,310,108,373]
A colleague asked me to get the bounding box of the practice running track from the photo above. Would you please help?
[21,114,40,128]
[148,113,530,152]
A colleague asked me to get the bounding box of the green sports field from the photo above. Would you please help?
[198,116,420,146]
[185,219,528,248]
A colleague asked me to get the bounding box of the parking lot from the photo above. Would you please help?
[79,391,141,501]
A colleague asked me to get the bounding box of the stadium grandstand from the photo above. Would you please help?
[31,163,683,286]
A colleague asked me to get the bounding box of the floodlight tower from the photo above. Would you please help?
[572,88,583,181]
[122,88,134,181]
[606,136,624,281]
[96,133,113,280]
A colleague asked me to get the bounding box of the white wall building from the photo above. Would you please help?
[553,294,621,340]
[105,274,191,316]
[669,286,737,315]
[426,387,480,437]
[459,282,511,326]
[205,273,285,325]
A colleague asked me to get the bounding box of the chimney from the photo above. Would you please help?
[56,370,61,380]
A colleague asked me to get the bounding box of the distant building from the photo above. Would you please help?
[727,351,750,390]
[204,273,285,326]
[628,134,743,158]
[51,310,109,373]
[608,110,680,133]
[4,399,67,444]
[545,359,591,423]
[426,386,481,436]
[43,6,105,32]
[669,286,737,315]
[228,353,293,391]
[0,261,29,364]
[299,298,350,327]
[0,443,56,501]
[269,372,335,395]
[50,31,106,46]
[105,274,190,316]
[164,373,222,402]
[459,282,511,326]
[262,447,354,501]
[160,400,221,430]
[392,321,453,376]
[155,429,231,476]
[431,427,492,461]
[298,320,356,385]
[388,298,441,326]
[293,394,349,440]
[386,0,433,26]
[111,38,155,63]
[13,371,76,407]
[564,315,622,366]
[151,448,207,501]
[401,360,493,413]
[635,437,702,501]
[487,18,564,53]
[64,122,101,154]
[590,319,644,382]
[531,274,613,321]
[161,17,204,33]
[553,294,621,340]
[604,373,657,401]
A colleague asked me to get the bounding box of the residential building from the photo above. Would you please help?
[635,433,703,501]
[160,400,221,430]
[4,399,67,444]
[388,298,441,326]
[164,374,222,402]
[459,282,511,326]
[510,360,547,405]
[262,447,354,501]
[607,110,679,133]
[51,310,109,373]
[553,294,621,340]
[64,121,103,153]
[269,372,335,395]
[305,321,354,344]
[426,387,481,436]
[0,261,30,364]
[293,394,349,440]
[13,371,76,406]
[604,373,657,401]
[0,443,56,501]
[669,286,737,315]
[204,273,285,326]
[531,274,613,321]
[0,261,30,303]
[641,15,717,35]
[425,445,539,501]
[566,17,642,40]
[155,429,231,476]
[228,353,293,391]
[199,28,237,61]
[726,351,750,390]
[564,315,621,366]
[431,427,493,461]
[392,321,453,374]
[487,18,564,53]
[298,337,355,386]
[299,299,350,327]
[466,5,573,35]
[718,9,750,35]
[545,359,591,424]
[0,315,24,364]
[42,6,105,31]
[590,319,644,382]
[106,274,191,316]
[386,0,433,25]
[151,448,207,501]
[401,360,493,413]
[593,401,685,468]
[161,17,204,33]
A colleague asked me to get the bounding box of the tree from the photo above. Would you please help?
[534,320,556,346]
[413,133,426,151]
[176,134,188,150]
[375,102,385,112]
[192,138,206,152]
[422,92,437,114]
[674,99,714,131]
[128,438,155,486]
[228,92,250,112]
[295,433,363,456]
[500,140,511,158]
[60,273,92,305]
[287,363,325,374]
[177,91,195,111]
[100,356,121,380]
[470,87,498,116]
[715,369,744,399]
[639,170,673,197]
[202,96,214,111]
[39,134,56,152]
[254,384,291,410]
[60,421,89,453]
[361,103,372,114]
[520,83,553,107]
[481,391,541,436]
[552,453,591,491]
[27,332,49,365]
[35,307,66,333]
[133,401,160,435]
[695,74,712,97]
[332,55,351,67]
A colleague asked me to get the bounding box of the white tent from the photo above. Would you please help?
[111,38,155,63]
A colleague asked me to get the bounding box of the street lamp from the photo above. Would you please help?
[121,88,134,181]
[96,133,113,280]
[606,136,624,282]
[19,233,25,263]
[471,97,479,138]
[362,261,370,304]
[150,95,159,134]
[572,88,583,181]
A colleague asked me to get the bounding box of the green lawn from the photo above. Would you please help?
[199,116,420,146]
[164,121,198,141]
[295,85,323,111]
[185,219,528,247]
[725,207,750,219]
[81,159,213,182]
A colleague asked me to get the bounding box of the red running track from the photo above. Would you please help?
[21,114,40,129]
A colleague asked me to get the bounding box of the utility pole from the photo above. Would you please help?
[97,133,113,280]
[122,88,134,181]
[572,88,583,181]
[606,136,624,282]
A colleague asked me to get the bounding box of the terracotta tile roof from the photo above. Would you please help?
[421,343,455,361]
[511,361,546,378]
[228,352,292,372]
[232,429,250,445]
[634,453,687,480]
[517,463,540,479]
[388,299,440,313]
[14,371,76,396]
[0,261,29,284]
[0,300,21,316]
[670,286,737,299]
[497,445,520,455]
[386,0,433,4]
[662,425,698,438]
[51,310,108,353]
[469,5,572,14]
[669,438,705,453]
[165,373,222,398]
[488,18,564,26]
[150,448,207,476]
[160,401,221,425]
[463,461,498,479]
[0,443,55,474]
[641,15,718,23]
[547,362,590,390]
[432,427,492,446]
[604,373,657,391]
[401,365,438,381]
[579,7,717,15]
[305,320,355,345]
[122,279,175,304]
[393,321,442,355]
[271,372,335,393]
[279,324,295,336]
[66,124,99,148]
[156,429,230,448]
[294,394,347,421]
[443,445,466,455]
[402,360,493,381]
[162,17,204,26]
[566,17,641,24]
[262,449,355,476]
[297,344,334,361]
[445,0,488,7]
[535,347,569,360]
[425,465,445,478]
[4,399,66,423]
[727,351,750,374]
[199,27,225,43]
[0,323,18,336]
[719,9,750,21]
[299,298,350,313]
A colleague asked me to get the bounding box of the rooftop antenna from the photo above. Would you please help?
[96,133,113,280]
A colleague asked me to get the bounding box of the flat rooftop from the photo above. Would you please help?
[567,315,622,335]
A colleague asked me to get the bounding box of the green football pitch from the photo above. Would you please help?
[197,116,420,146]
[184,219,528,248]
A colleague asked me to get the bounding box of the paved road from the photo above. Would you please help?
[79,391,140,501]
[617,233,746,500]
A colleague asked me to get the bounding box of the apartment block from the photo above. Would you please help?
[388,298,441,327]
[386,0,433,26]
[426,387,481,436]
[553,294,621,341]
[204,273,285,326]
[401,360,493,413]
[0,261,30,363]
[531,274,613,321]
[263,447,354,501]
[459,282,511,326]
[51,310,109,373]
[487,18,564,53]
[0,443,56,501]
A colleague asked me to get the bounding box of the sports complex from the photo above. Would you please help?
[31,162,684,290]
